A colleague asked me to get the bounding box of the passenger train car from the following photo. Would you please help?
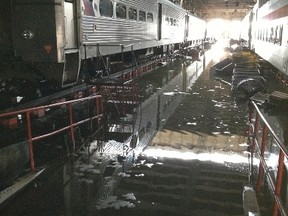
[0,0,206,93]
[241,0,288,78]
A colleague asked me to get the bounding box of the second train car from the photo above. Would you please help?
[240,0,288,79]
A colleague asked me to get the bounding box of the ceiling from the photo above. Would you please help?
[179,0,257,21]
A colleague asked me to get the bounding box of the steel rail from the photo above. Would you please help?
[249,101,288,216]
[0,95,102,118]
[0,94,103,172]
[251,101,288,157]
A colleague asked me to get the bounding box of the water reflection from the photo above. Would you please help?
[134,58,204,133]
[150,56,249,154]
[61,57,207,216]
[1,48,252,216]
[90,49,250,215]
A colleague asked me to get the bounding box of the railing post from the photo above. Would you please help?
[256,125,268,192]
[250,111,259,185]
[132,84,135,107]
[26,111,35,171]
[247,101,288,216]
[96,96,100,125]
[68,103,75,153]
[100,96,103,114]
[273,150,285,216]
[248,101,254,123]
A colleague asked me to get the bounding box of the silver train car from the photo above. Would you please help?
[241,0,288,78]
[0,0,206,89]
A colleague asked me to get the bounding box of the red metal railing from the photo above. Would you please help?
[0,94,103,172]
[120,59,162,81]
[248,100,288,216]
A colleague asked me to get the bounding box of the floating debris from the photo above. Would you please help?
[187,122,197,126]
[134,173,145,177]
[239,143,249,147]
[85,169,101,174]
[122,193,136,201]
[118,172,131,178]
[96,195,136,210]
[73,172,85,176]
[144,163,154,168]
[163,92,175,96]
[78,179,94,184]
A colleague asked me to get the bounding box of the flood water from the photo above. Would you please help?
[2,44,285,216]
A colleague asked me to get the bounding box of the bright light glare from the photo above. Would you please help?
[211,40,227,62]
[207,19,241,40]
[142,146,255,165]
[207,19,227,39]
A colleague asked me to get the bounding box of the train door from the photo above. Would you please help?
[64,0,77,49]
[157,3,162,40]
[184,15,189,41]
[248,10,254,50]
[62,0,81,87]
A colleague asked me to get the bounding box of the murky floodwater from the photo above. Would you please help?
[2,45,285,216]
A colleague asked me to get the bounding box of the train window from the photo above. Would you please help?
[176,19,179,26]
[265,28,268,41]
[99,0,113,17]
[129,7,137,20]
[139,11,146,22]
[173,19,177,26]
[279,25,283,45]
[274,26,278,44]
[147,13,153,22]
[275,26,278,41]
[261,29,264,41]
[116,3,127,19]
[165,17,170,25]
[170,18,173,26]
[270,27,274,42]
[165,16,169,25]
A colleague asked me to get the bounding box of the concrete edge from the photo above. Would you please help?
[243,185,261,216]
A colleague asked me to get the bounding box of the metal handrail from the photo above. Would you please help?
[252,102,288,157]
[0,94,103,172]
[248,100,288,216]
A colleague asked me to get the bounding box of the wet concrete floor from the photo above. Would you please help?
[1,44,283,216]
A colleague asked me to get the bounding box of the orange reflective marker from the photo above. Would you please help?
[44,45,52,54]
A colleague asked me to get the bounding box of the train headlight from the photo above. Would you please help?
[21,30,34,40]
